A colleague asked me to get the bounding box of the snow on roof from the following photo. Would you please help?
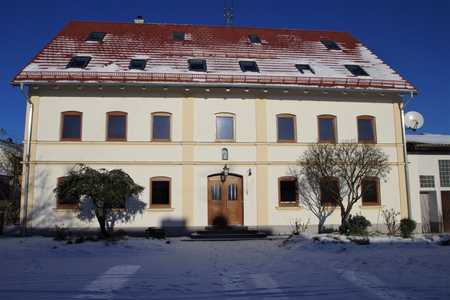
[12,21,416,92]
[406,134,450,145]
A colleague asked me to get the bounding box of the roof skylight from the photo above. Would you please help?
[173,31,186,41]
[86,32,106,42]
[248,34,262,44]
[66,56,91,69]
[295,64,315,75]
[239,61,259,73]
[188,59,207,72]
[321,39,341,50]
[345,65,369,77]
[129,59,147,70]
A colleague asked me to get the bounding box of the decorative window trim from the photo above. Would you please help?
[151,112,172,142]
[361,177,381,206]
[357,115,377,144]
[215,113,236,142]
[317,114,337,144]
[278,176,299,207]
[60,111,82,141]
[106,111,128,141]
[150,176,172,208]
[56,177,79,209]
[276,114,297,143]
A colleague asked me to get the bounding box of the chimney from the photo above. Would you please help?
[134,16,144,24]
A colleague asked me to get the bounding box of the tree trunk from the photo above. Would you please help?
[95,208,108,238]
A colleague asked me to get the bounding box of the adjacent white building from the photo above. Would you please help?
[12,20,417,233]
[407,134,450,233]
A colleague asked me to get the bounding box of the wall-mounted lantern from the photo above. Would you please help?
[221,148,229,161]
[220,164,230,182]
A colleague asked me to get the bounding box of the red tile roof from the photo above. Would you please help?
[12,21,416,92]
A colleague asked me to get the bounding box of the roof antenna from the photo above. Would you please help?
[224,0,234,26]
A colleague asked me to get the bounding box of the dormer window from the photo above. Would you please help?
[188,59,207,72]
[239,61,259,73]
[86,32,106,42]
[321,39,341,50]
[295,64,315,75]
[173,31,185,41]
[129,59,147,70]
[66,56,91,69]
[248,34,261,44]
[345,65,369,77]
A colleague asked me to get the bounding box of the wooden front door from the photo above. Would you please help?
[208,174,243,226]
[441,191,450,232]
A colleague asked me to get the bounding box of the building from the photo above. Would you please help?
[407,134,450,233]
[12,20,417,234]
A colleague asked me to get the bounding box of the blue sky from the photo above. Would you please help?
[1,0,449,141]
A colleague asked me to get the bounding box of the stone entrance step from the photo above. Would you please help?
[190,226,268,241]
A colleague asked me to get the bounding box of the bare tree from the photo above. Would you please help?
[290,165,335,233]
[299,143,390,229]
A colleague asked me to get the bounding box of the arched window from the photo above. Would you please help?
[106,111,127,141]
[320,176,340,206]
[215,113,235,141]
[278,176,298,206]
[151,112,171,141]
[361,177,380,205]
[277,114,297,142]
[61,111,82,141]
[150,177,171,208]
[318,115,337,143]
[357,115,377,144]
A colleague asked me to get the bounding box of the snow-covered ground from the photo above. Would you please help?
[0,235,449,300]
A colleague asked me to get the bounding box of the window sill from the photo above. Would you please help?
[146,208,175,212]
[275,206,303,211]
[359,205,382,209]
[53,208,79,212]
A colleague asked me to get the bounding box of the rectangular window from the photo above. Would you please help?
[188,59,207,72]
[361,177,380,205]
[211,183,221,201]
[129,59,147,70]
[61,112,82,141]
[321,39,341,50]
[151,178,171,207]
[318,116,336,143]
[66,56,91,69]
[345,65,369,77]
[357,117,376,143]
[239,61,259,72]
[216,116,234,141]
[295,64,315,75]
[86,32,106,42]
[439,160,450,187]
[320,177,339,206]
[248,34,261,44]
[107,112,127,141]
[279,177,298,206]
[277,115,296,142]
[228,184,238,201]
[173,31,185,41]
[420,175,435,188]
[56,177,79,209]
[152,114,171,141]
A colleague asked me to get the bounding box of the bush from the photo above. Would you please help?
[54,225,70,241]
[291,218,309,235]
[340,215,371,236]
[382,209,400,236]
[400,218,416,238]
[319,226,337,234]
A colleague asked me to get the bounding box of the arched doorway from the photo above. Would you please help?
[207,173,243,226]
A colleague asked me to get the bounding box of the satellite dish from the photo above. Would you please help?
[405,111,424,131]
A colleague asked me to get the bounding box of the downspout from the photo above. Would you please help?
[400,93,414,219]
[19,83,33,235]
